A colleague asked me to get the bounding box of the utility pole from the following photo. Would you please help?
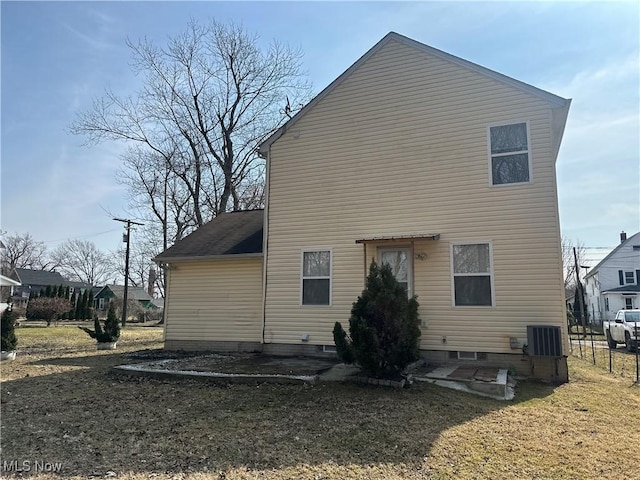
[114,218,144,327]
[573,247,588,342]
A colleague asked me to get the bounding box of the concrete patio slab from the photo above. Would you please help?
[413,365,514,400]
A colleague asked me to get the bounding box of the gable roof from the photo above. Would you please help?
[96,284,153,302]
[13,268,66,286]
[259,31,570,156]
[585,232,640,279]
[0,274,21,287]
[154,209,264,262]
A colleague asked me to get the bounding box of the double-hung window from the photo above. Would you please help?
[301,250,331,306]
[452,243,493,306]
[489,122,531,185]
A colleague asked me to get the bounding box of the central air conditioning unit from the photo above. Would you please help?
[527,325,562,357]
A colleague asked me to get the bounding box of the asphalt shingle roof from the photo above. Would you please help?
[154,210,264,261]
[98,284,152,301]
[603,285,640,293]
[13,268,66,286]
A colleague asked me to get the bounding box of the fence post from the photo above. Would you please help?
[635,323,639,384]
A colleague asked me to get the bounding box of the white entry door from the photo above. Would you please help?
[378,247,412,296]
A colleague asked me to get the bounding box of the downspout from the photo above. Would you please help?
[260,146,272,345]
[158,262,169,344]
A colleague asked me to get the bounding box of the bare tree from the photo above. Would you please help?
[562,236,586,297]
[112,236,164,296]
[71,19,312,249]
[1,232,53,275]
[50,240,115,286]
[26,297,72,327]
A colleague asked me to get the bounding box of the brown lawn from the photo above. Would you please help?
[1,325,639,479]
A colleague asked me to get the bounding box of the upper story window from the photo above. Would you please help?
[451,242,494,307]
[625,271,635,284]
[489,122,531,186]
[301,250,331,306]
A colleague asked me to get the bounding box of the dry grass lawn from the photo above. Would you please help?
[1,326,639,479]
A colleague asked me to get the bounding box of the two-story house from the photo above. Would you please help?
[155,32,571,382]
[585,231,640,323]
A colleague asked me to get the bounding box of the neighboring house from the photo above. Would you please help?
[93,284,155,315]
[8,268,91,308]
[155,32,572,382]
[585,231,640,323]
[0,274,21,312]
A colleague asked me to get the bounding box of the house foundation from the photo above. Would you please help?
[163,340,568,383]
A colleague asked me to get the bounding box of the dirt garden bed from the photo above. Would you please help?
[121,352,338,376]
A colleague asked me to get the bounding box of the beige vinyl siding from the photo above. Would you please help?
[264,38,567,354]
[165,258,263,343]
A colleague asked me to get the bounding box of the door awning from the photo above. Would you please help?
[355,233,440,244]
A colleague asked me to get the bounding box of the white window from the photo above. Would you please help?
[98,298,105,310]
[301,250,331,306]
[625,298,634,310]
[488,122,531,185]
[624,271,635,284]
[378,247,411,296]
[451,242,493,306]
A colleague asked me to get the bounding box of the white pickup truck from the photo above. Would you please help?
[604,310,640,352]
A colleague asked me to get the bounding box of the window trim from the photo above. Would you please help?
[624,271,635,284]
[625,297,634,310]
[300,248,332,307]
[487,120,533,187]
[377,245,413,297]
[450,241,495,308]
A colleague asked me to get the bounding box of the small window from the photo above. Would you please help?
[451,243,493,306]
[301,250,331,306]
[605,297,609,312]
[489,122,530,185]
[98,298,105,310]
[624,271,635,284]
[625,298,634,310]
[458,351,478,360]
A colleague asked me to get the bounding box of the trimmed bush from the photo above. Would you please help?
[79,302,120,343]
[333,261,421,378]
[1,307,18,352]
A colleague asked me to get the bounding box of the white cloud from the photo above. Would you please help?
[553,53,639,245]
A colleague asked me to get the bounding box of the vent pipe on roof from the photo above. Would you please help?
[620,231,627,243]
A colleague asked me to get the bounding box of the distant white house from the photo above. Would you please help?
[1,274,21,312]
[585,231,640,323]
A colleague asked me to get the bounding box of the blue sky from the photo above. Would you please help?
[1,1,639,254]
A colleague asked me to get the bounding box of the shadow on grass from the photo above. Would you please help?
[2,349,558,476]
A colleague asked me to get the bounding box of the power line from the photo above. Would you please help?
[41,228,122,244]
